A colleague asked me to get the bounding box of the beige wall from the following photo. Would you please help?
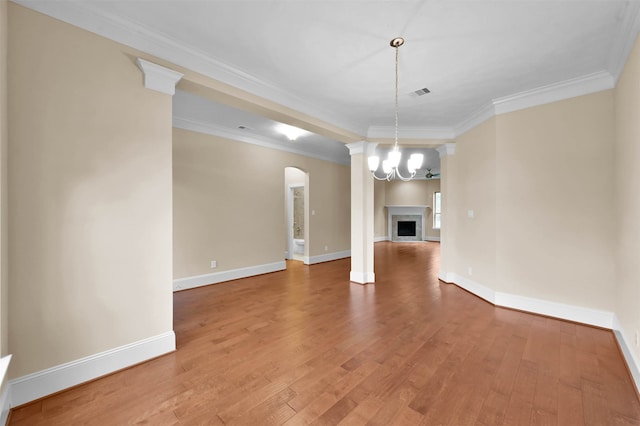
[8,4,174,378]
[0,0,8,357]
[495,91,615,309]
[453,118,497,288]
[614,34,640,362]
[373,180,387,238]
[173,128,350,279]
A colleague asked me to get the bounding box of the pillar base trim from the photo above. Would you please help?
[350,271,375,284]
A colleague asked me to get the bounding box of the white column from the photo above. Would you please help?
[347,141,377,284]
[436,143,456,283]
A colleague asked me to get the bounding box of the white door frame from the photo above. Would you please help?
[287,184,304,261]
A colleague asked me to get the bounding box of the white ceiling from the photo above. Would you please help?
[16,0,640,166]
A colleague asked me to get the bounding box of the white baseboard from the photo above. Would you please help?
[450,273,615,329]
[612,316,640,396]
[496,291,614,328]
[173,261,286,291]
[0,355,12,425]
[425,237,441,242]
[304,250,350,265]
[9,331,175,407]
[374,236,389,242]
[0,385,9,426]
[438,271,455,283]
[454,274,497,305]
[350,271,375,284]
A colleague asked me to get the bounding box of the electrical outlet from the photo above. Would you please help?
[468,266,473,276]
[210,260,217,269]
[324,245,328,252]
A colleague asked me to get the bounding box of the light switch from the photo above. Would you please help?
[467,210,474,218]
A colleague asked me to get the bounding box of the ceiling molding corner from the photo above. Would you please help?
[436,143,456,158]
[607,1,640,82]
[452,103,495,138]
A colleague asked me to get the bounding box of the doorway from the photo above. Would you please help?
[285,167,307,262]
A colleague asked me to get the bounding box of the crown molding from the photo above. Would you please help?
[492,71,615,116]
[367,125,455,140]
[173,116,350,165]
[136,58,183,95]
[346,141,377,156]
[452,102,496,137]
[13,0,362,136]
[436,143,456,158]
[607,0,640,82]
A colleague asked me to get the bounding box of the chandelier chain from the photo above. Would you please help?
[394,43,399,148]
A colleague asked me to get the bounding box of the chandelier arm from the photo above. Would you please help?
[370,171,393,181]
[394,168,415,182]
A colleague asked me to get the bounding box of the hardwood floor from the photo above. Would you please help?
[9,242,640,425]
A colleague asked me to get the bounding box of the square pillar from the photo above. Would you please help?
[347,141,377,284]
[436,143,456,283]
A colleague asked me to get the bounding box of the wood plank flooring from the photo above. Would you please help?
[9,242,640,425]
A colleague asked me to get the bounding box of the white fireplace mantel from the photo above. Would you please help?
[385,205,430,215]
[385,205,430,242]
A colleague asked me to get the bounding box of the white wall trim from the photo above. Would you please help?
[424,237,440,242]
[449,274,615,329]
[436,143,456,158]
[350,271,375,284]
[0,355,12,425]
[607,1,640,82]
[453,102,496,137]
[304,250,350,265]
[173,261,286,291]
[346,141,377,156]
[0,384,9,426]
[453,274,496,305]
[612,316,640,396]
[173,116,350,165]
[438,271,455,283]
[135,58,183,95]
[492,71,615,116]
[374,236,389,242]
[495,291,614,328]
[9,332,175,407]
[366,125,455,140]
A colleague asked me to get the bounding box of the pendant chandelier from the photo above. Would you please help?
[368,37,423,181]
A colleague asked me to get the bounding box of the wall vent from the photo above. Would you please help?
[413,87,431,96]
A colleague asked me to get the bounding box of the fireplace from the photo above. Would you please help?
[386,205,427,242]
[397,221,416,237]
